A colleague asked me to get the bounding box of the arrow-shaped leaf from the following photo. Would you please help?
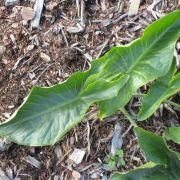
[99,10,180,118]
[0,73,128,146]
[138,58,180,121]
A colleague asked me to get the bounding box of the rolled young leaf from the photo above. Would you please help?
[99,10,180,118]
[138,58,180,120]
[165,127,180,144]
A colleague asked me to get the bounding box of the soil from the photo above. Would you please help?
[0,0,179,179]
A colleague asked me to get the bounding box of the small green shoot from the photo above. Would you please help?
[105,149,125,169]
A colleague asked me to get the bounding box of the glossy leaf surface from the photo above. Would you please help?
[0,73,128,146]
[99,10,180,118]
[138,58,180,120]
[165,127,180,144]
[134,127,170,165]
[111,128,180,180]
[111,154,180,180]
[0,11,180,146]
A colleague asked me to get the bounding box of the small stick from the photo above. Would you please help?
[112,13,128,24]
[60,25,69,47]
[76,0,80,17]
[85,121,91,160]
[97,39,109,58]
[32,64,53,85]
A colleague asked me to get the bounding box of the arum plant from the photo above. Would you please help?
[0,10,179,159]
[111,59,180,178]
[0,9,180,180]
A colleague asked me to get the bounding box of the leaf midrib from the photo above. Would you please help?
[127,21,177,74]
[4,96,84,126]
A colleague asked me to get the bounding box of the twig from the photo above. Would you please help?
[112,13,128,24]
[122,124,133,138]
[32,64,53,85]
[120,108,137,127]
[86,121,91,161]
[97,39,109,58]
[76,0,80,17]
[60,25,69,47]
[166,100,180,110]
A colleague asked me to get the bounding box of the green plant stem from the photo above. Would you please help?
[133,93,145,97]
[166,100,180,109]
[120,108,138,127]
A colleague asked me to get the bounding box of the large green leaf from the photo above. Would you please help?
[99,10,180,118]
[134,127,170,165]
[0,11,180,146]
[111,153,180,180]
[165,127,180,144]
[111,127,180,180]
[0,72,129,146]
[138,58,180,121]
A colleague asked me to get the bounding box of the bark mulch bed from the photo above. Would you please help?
[0,0,179,179]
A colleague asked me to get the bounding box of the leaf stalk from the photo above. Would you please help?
[120,108,138,127]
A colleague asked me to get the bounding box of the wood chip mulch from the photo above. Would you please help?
[0,0,179,179]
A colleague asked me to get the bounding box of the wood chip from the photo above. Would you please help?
[0,45,6,57]
[25,155,41,169]
[46,2,58,11]
[40,52,51,62]
[54,145,63,159]
[128,0,141,16]
[0,168,9,180]
[21,7,35,21]
[69,149,86,164]
[5,0,19,6]
[0,138,11,151]
[111,123,123,155]
[30,0,44,29]
[72,170,81,180]
[67,23,84,34]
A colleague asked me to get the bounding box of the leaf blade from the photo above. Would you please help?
[134,127,170,165]
[99,10,180,118]
[111,128,180,180]
[138,63,180,121]
[0,71,128,146]
[165,127,180,144]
